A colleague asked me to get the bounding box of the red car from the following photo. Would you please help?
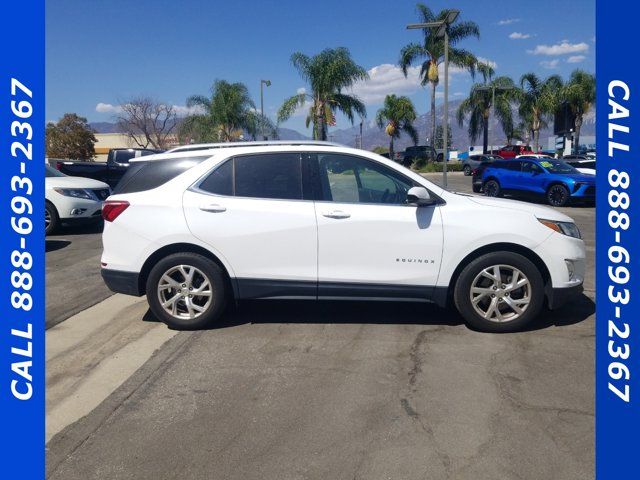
[497,145,534,158]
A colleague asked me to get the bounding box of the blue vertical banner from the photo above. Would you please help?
[0,0,45,478]
[596,0,640,477]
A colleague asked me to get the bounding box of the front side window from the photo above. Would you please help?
[522,162,542,174]
[318,154,413,205]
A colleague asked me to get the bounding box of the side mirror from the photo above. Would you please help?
[407,186,435,206]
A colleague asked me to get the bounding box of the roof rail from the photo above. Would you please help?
[166,140,342,153]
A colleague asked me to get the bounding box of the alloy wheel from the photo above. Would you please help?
[45,209,51,229]
[157,265,213,320]
[548,185,568,206]
[469,264,531,322]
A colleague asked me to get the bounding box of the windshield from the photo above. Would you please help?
[45,164,66,177]
[538,160,579,174]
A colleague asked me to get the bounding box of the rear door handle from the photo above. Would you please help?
[199,204,227,213]
[322,210,350,219]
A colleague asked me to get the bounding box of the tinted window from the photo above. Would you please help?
[234,153,302,200]
[318,154,414,205]
[506,161,522,171]
[198,160,233,196]
[113,156,209,194]
[522,162,542,174]
[113,150,137,164]
[45,165,66,177]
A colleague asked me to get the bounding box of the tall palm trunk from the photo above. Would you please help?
[482,111,489,154]
[573,116,583,155]
[389,136,395,160]
[430,82,436,148]
[533,129,540,153]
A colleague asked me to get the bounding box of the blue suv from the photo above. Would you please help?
[482,156,595,206]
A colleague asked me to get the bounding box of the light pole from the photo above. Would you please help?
[260,79,271,140]
[476,84,514,153]
[407,9,459,188]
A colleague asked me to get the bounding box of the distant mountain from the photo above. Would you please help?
[327,100,596,151]
[91,103,595,151]
[90,122,122,133]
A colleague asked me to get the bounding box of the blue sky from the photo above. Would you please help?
[46,0,595,134]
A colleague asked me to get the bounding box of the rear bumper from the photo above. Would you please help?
[546,283,584,309]
[101,268,143,296]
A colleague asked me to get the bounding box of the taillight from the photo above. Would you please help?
[102,200,130,222]
[55,161,62,170]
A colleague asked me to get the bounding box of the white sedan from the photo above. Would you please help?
[45,164,111,234]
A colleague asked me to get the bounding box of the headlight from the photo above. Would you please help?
[538,218,582,239]
[53,188,94,200]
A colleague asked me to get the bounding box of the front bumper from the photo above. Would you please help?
[570,184,595,200]
[101,268,143,296]
[546,283,584,309]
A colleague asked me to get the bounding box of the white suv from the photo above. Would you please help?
[100,142,585,332]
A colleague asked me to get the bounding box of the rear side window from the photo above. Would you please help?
[197,153,303,200]
[506,161,522,171]
[113,156,209,194]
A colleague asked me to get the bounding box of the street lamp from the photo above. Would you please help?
[408,9,459,188]
[260,79,271,140]
[476,84,514,154]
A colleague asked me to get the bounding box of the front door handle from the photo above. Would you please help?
[322,210,350,219]
[199,204,227,213]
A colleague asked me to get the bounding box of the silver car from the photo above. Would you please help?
[461,154,503,176]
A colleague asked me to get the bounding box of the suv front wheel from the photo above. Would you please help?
[146,253,227,329]
[454,252,544,332]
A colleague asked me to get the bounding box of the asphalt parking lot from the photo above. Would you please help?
[46,172,595,480]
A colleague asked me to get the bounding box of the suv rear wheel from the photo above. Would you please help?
[454,252,544,332]
[463,165,472,176]
[484,179,501,197]
[146,253,227,329]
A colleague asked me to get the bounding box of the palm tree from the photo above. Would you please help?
[563,69,595,154]
[456,63,515,153]
[277,48,368,140]
[375,94,419,159]
[399,4,479,148]
[518,73,563,152]
[182,79,274,142]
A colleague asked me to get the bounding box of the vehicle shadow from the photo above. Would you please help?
[45,239,71,252]
[142,294,595,333]
[49,221,104,237]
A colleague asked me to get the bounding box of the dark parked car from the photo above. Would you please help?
[462,154,502,176]
[471,161,496,193]
[482,157,595,206]
[403,145,437,164]
[50,148,162,188]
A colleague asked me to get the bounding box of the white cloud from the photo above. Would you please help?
[528,41,589,56]
[347,63,474,105]
[172,104,205,116]
[497,18,520,25]
[567,55,586,63]
[347,64,422,104]
[509,32,531,40]
[96,102,203,117]
[296,87,306,95]
[95,102,122,114]
[476,57,498,69]
[540,59,560,69]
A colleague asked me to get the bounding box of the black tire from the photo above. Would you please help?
[45,202,59,235]
[547,184,570,207]
[437,153,444,162]
[484,179,501,197]
[146,252,227,330]
[453,251,545,333]
[472,184,482,193]
[463,165,472,176]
